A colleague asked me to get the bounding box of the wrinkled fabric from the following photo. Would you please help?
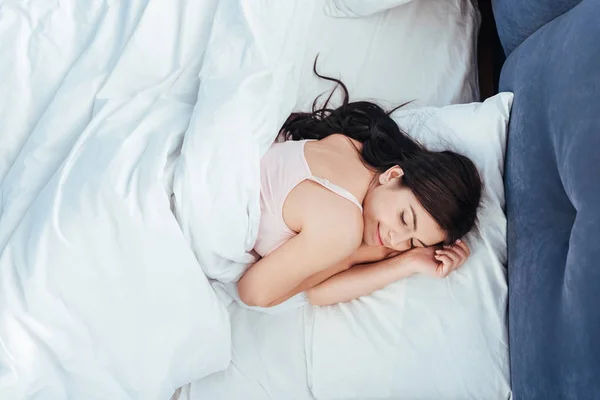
[0,0,500,398]
[324,0,416,18]
[500,0,600,398]
[0,1,231,399]
[492,0,583,55]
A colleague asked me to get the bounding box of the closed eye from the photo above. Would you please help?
[401,211,415,249]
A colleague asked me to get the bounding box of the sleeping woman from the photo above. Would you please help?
[238,68,482,308]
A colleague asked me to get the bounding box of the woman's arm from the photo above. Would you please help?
[306,254,418,306]
[267,259,352,307]
[307,241,470,306]
[267,244,395,307]
[237,204,363,308]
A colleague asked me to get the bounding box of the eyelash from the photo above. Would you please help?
[401,211,415,249]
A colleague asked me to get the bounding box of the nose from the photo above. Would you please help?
[388,230,412,251]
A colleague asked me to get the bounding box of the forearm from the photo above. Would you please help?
[267,259,351,307]
[306,256,416,306]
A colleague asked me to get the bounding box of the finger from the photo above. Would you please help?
[445,241,471,263]
[444,240,468,256]
[435,262,448,278]
[438,248,469,274]
[443,244,467,260]
[436,249,460,266]
[451,240,469,257]
[436,257,453,278]
[434,253,454,273]
[454,239,470,257]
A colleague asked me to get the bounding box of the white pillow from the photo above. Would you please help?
[298,0,481,109]
[325,0,417,18]
[305,93,513,400]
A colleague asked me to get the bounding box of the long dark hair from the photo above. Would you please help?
[281,61,482,244]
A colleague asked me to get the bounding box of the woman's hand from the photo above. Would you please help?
[399,240,470,279]
[305,241,470,306]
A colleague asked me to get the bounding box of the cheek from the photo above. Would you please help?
[367,186,402,220]
[376,191,398,220]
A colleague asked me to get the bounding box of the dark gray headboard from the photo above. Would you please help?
[492,0,583,55]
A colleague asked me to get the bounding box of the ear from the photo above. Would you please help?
[378,166,404,185]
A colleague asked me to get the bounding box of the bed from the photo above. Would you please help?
[1,0,505,399]
[174,1,512,399]
[1,0,597,399]
[178,0,600,397]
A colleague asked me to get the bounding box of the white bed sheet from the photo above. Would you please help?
[176,304,313,400]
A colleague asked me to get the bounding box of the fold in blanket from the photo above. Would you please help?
[0,1,232,399]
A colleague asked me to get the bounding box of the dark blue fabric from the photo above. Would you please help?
[492,0,583,55]
[500,0,600,398]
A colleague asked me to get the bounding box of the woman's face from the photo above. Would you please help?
[362,166,446,251]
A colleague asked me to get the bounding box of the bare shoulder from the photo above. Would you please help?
[304,184,363,249]
[285,180,363,252]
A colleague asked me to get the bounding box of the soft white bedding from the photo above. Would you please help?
[175,305,312,400]
[0,1,230,399]
[1,0,507,399]
[177,0,509,400]
[305,95,513,399]
[297,0,481,110]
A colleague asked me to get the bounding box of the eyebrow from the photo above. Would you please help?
[410,205,430,248]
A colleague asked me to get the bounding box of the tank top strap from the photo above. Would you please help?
[299,140,363,213]
[305,176,364,212]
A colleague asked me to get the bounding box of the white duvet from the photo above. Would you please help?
[0,1,230,399]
